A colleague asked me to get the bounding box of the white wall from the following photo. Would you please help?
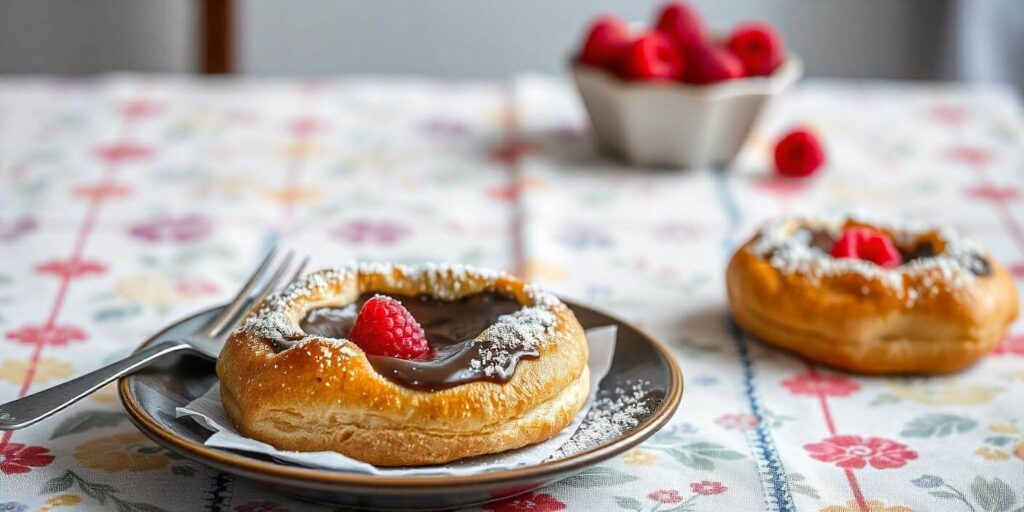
[0,0,193,74]
[0,0,1020,83]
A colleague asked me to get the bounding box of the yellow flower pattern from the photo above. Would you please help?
[821,500,914,512]
[887,382,1003,406]
[74,432,171,472]
[0,357,73,384]
[115,274,182,310]
[623,449,658,466]
[975,447,1010,461]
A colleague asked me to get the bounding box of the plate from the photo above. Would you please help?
[118,300,683,510]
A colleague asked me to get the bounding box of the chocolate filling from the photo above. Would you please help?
[796,228,991,276]
[300,292,541,391]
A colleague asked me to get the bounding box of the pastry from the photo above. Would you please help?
[726,216,1018,374]
[216,263,589,466]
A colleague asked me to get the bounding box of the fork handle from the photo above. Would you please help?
[0,340,192,430]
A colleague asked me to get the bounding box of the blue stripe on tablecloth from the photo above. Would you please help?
[712,167,796,512]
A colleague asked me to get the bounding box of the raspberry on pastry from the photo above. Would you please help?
[830,227,903,269]
[347,295,429,359]
[726,216,1019,374]
[217,264,589,466]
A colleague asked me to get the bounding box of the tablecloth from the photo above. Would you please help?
[0,75,1022,512]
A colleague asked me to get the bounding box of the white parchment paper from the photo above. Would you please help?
[176,326,616,476]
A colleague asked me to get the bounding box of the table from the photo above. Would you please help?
[0,76,1022,512]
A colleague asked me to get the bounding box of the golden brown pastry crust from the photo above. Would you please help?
[216,264,589,466]
[726,217,1018,374]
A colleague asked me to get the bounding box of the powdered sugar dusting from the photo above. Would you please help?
[750,216,989,307]
[553,381,657,458]
[469,306,557,377]
[240,263,562,357]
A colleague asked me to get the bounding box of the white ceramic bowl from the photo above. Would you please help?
[572,56,803,168]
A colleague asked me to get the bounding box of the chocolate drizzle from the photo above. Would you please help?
[300,293,543,391]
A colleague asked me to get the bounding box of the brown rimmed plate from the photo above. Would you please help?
[118,300,683,510]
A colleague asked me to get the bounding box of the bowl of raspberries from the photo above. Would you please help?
[572,2,802,168]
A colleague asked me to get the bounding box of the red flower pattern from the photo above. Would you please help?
[94,142,154,164]
[34,259,106,279]
[332,220,408,245]
[129,215,211,243]
[690,481,728,496]
[289,116,327,136]
[489,140,541,165]
[119,100,162,120]
[947,146,994,167]
[647,490,684,503]
[754,176,811,197]
[0,443,55,474]
[6,324,87,347]
[73,183,133,201]
[965,184,1018,202]
[715,413,759,430]
[483,492,566,512]
[994,335,1024,356]
[804,435,918,470]
[782,373,860,397]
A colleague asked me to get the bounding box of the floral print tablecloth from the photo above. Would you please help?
[0,75,1022,512]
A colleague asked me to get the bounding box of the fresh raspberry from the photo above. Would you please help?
[578,15,632,70]
[830,227,903,269]
[347,295,430,360]
[773,129,825,177]
[685,43,743,84]
[654,2,705,56]
[616,32,685,81]
[727,22,785,76]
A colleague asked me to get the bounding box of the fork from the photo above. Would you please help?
[0,247,307,431]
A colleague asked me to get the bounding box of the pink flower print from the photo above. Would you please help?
[421,118,467,136]
[34,259,107,279]
[804,435,918,470]
[0,217,37,242]
[690,481,728,495]
[288,116,327,137]
[119,99,162,121]
[174,279,220,297]
[489,140,541,166]
[715,413,759,430]
[6,324,87,347]
[483,493,566,512]
[332,220,408,245]
[647,490,684,503]
[927,104,969,125]
[73,182,133,201]
[782,373,860,397]
[1010,263,1024,279]
[754,176,811,197]
[0,443,55,475]
[994,334,1024,356]
[947,146,994,168]
[965,184,1018,203]
[94,142,154,164]
[129,215,211,244]
[487,184,519,202]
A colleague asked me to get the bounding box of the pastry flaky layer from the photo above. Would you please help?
[726,217,1019,375]
[216,263,589,466]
